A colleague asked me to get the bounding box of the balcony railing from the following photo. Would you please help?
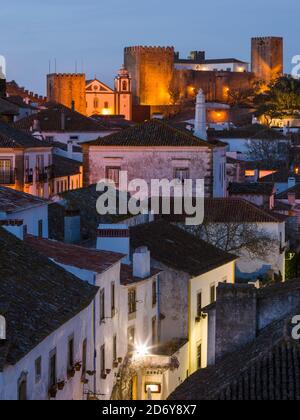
[0,171,15,185]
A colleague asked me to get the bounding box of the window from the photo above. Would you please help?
[35,357,42,383]
[174,168,190,183]
[113,335,117,363]
[82,339,87,379]
[152,316,157,345]
[94,98,99,109]
[70,136,79,141]
[45,136,54,143]
[49,349,57,388]
[197,343,202,370]
[0,159,13,184]
[122,81,127,91]
[128,289,136,315]
[128,327,135,353]
[0,315,6,340]
[152,280,157,306]
[106,167,121,187]
[18,373,27,401]
[100,344,106,377]
[197,292,202,317]
[67,335,74,370]
[104,101,109,109]
[100,289,105,323]
[38,220,43,238]
[245,170,255,177]
[210,284,216,304]
[111,282,115,317]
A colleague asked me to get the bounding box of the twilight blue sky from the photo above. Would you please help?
[1,0,299,95]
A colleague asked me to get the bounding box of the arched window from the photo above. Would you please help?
[18,372,27,401]
[122,81,127,91]
[94,98,99,109]
[0,315,5,340]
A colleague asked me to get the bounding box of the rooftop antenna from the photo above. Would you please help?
[75,60,78,74]
[48,59,51,75]
[54,58,57,73]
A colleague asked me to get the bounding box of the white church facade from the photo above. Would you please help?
[86,67,132,120]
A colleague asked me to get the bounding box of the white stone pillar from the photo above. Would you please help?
[194,89,207,141]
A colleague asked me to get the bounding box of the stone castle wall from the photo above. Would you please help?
[124,46,174,106]
[47,73,86,115]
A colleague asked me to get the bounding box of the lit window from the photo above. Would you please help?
[128,289,137,315]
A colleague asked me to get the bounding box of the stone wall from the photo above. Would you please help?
[124,46,174,106]
[47,74,86,115]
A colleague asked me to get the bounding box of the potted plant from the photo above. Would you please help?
[106,369,111,375]
[48,385,57,399]
[57,380,65,391]
[86,370,96,376]
[101,372,107,380]
[81,378,89,385]
[113,361,118,368]
[118,357,123,364]
[74,361,82,372]
[67,367,76,379]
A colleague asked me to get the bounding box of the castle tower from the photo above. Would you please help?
[124,46,174,106]
[194,89,207,141]
[251,37,283,84]
[47,73,87,115]
[114,66,132,120]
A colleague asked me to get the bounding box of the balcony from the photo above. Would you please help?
[0,170,15,185]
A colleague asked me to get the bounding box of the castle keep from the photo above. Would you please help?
[47,73,87,115]
[251,37,283,84]
[124,46,174,106]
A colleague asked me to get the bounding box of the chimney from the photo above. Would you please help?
[288,177,296,190]
[67,140,73,159]
[215,283,257,362]
[0,220,24,240]
[96,224,130,263]
[64,209,81,244]
[61,111,66,130]
[288,192,296,206]
[133,247,151,279]
[32,119,41,132]
[71,100,75,112]
[194,89,207,140]
[0,315,6,340]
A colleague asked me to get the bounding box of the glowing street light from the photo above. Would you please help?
[134,343,149,359]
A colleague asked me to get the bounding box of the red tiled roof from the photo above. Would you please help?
[81,119,215,147]
[0,120,52,148]
[228,182,275,196]
[25,236,124,274]
[52,155,82,178]
[120,264,161,286]
[14,103,111,133]
[0,186,47,213]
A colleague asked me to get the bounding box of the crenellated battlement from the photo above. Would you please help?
[124,46,174,54]
[47,73,85,78]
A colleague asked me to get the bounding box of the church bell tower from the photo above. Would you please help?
[114,66,132,121]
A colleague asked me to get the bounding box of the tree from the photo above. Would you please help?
[254,76,300,125]
[246,137,290,165]
[185,222,278,261]
[168,73,182,105]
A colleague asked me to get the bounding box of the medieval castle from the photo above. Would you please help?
[44,37,283,119]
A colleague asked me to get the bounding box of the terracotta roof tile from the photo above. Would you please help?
[130,221,236,277]
[0,228,98,370]
[0,186,47,213]
[81,119,214,147]
[14,103,111,133]
[25,235,124,274]
[228,182,275,196]
[0,120,51,148]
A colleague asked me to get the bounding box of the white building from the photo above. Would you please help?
[0,225,98,401]
[0,186,48,238]
[81,118,227,198]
